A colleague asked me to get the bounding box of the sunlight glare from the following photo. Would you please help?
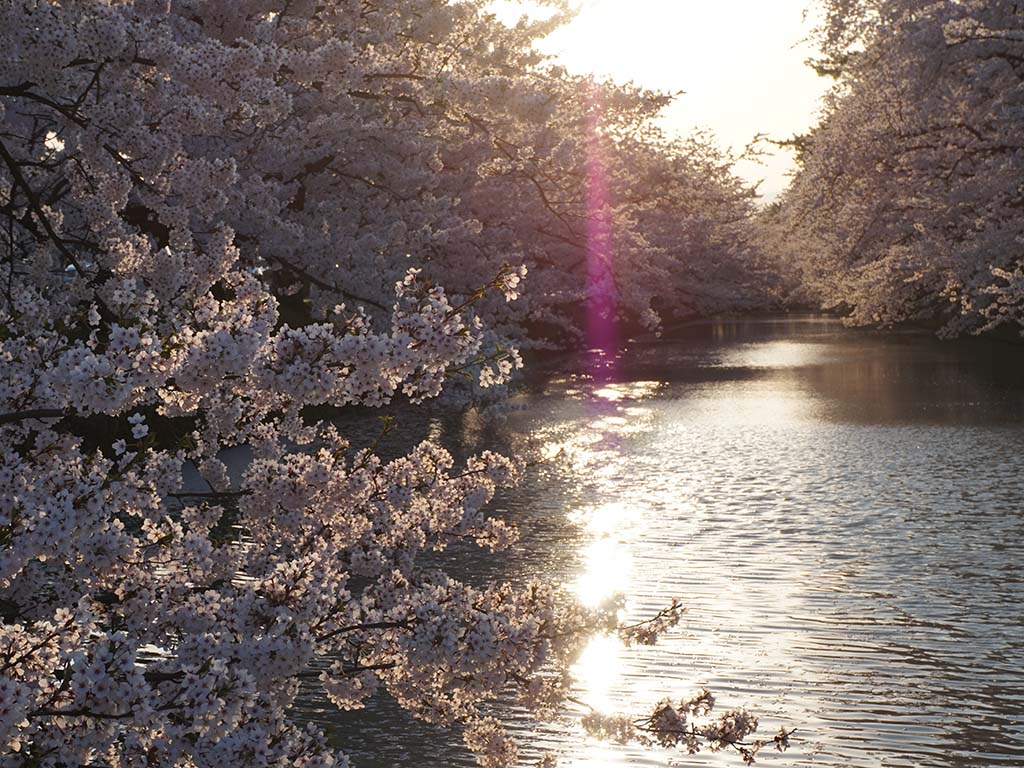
[570,502,637,606]
[575,535,631,607]
[571,633,625,711]
[593,386,623,402]
[569,501,629,535]
[541,440,566,460]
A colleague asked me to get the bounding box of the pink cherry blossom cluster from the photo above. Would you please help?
[765,0,1024,337]
[0,1,773,766]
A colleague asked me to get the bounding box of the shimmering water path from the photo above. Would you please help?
[300,316,1024,768]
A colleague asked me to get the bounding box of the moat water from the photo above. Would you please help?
[298,315,1024,768]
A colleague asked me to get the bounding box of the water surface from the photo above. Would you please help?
[302,316,1024,768]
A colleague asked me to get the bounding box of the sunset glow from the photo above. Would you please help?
[492,0,830,198]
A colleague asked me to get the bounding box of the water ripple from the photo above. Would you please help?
[299,317,1024,768]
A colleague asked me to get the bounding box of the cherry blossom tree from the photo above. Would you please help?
[1,2,783,767]
[770,0,1024,336]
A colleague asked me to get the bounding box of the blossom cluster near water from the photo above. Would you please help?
[1,0,1019,766]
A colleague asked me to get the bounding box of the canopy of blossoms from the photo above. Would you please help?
[0,1,784,767]
[766,0,1024,337]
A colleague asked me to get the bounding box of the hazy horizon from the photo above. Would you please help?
[493,0,831,200]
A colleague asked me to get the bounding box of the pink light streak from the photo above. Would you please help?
[584,81,618,387]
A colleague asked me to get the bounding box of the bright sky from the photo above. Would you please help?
[491,0,831,200]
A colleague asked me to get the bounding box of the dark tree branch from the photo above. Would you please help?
[0,408,66,426]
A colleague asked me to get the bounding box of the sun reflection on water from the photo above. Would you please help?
[593,386,624,402]
[589,380,664,403]
[529,369,708,766]
[569,505,630,606]
[571,634,626,712]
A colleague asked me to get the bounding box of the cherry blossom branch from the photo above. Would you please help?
[0,408,66,426]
